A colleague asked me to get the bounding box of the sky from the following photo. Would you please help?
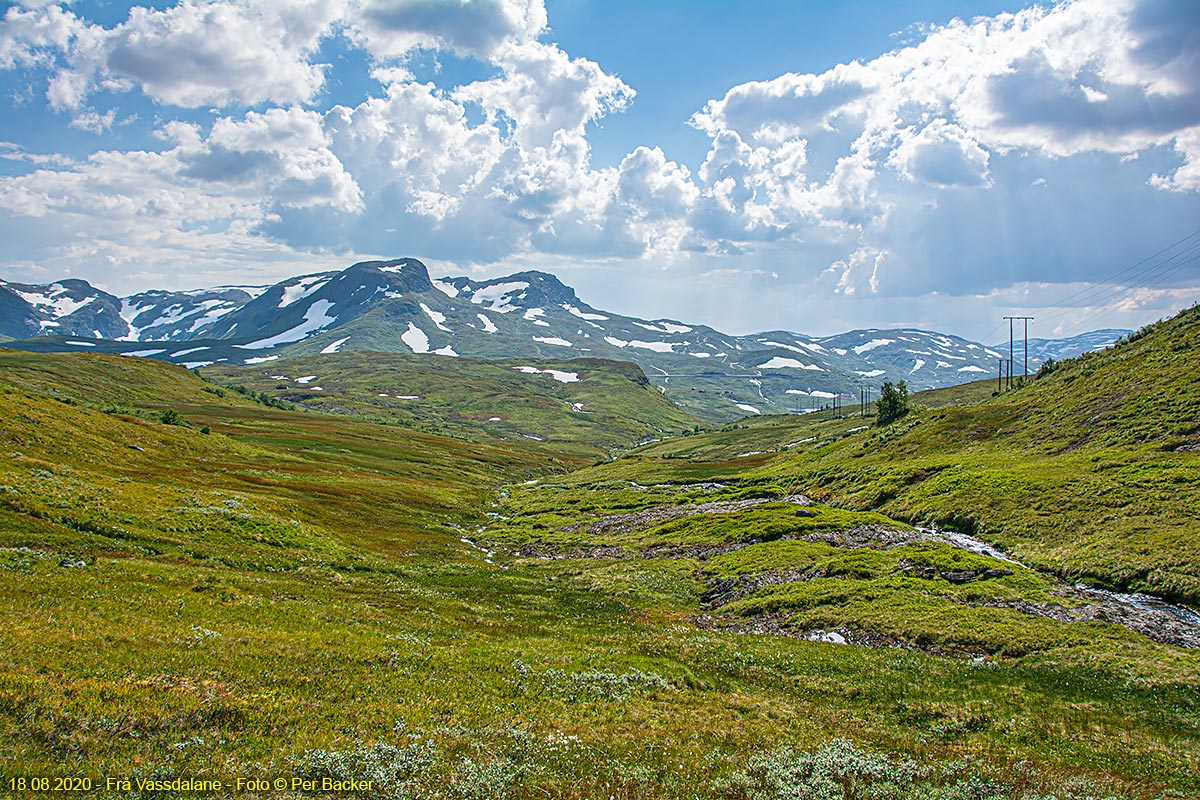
[0,0,1198,343]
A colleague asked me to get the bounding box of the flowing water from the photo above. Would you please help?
[919,524,1200,629]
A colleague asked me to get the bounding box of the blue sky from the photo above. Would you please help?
[0,0,1197,342]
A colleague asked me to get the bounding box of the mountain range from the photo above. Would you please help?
[0,259,1127,421]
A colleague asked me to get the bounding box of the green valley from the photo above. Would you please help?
[0,307,1197,799]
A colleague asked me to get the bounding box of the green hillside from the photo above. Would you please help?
[575,306,1200,604]
[203,351,701,464]
[0,331,1198,799]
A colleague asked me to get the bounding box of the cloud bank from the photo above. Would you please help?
[0,0,1197,333]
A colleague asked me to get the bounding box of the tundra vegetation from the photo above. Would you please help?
[0,306,1197,799]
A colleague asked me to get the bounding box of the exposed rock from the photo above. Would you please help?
[690,614,909,650]
[58,557,87,568]
[941,568,1013,584]
[701,566,827,607]
[510,544,629,560]
[986,598,1200,649]
[584,494,813,536]
[895,558,1013,584]
[790,524,925,549]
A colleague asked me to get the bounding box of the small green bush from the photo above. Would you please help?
[876,381,910,426]
[159,408,185,426]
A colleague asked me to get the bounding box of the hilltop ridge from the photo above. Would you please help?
[1,258,1128,421]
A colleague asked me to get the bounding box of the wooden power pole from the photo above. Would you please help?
[1003,316,1034,387]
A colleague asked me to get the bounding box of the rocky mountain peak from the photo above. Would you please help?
[490,270,580,307]
[347,258,433,293]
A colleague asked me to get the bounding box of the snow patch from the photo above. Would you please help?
[911,359,926,372]
[13,285,95,318]
[958,365,988,373]
[759,340,808,356]
[852,338,895,355]
[562,304,607,321]
[758,356,822,371]
[431,279,459,298]
[401,322,430,353]
[243,355,279,364]
[627,340,675,353]
[237,300,338,349]
[735,403,761,414]
[217,284,269,299]
[296,375,318,384]
[187,300,239,333]
[125,349,166,357]
[512,366,579,383]
[321,337,350,354]
[533,336,572,347]
[856,369,886,378]
[118,299,152,340]
[433,345,459,357]
[476,313,498,333]
[172,346,208,357]
[181,361,213,369]
[65,340,96,346]
[470,282,528,313]
[278,275,330,308]
[420,302,451,332]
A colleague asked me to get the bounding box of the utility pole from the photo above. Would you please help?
[1004,317,1014,390]
[1022,316,1033,378]
[1003,314,1041,386]
[1003,316,1034,388]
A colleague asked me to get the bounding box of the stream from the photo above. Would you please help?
[920,524,1200,647]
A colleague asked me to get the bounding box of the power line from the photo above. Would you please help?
[1068,249,1200,333]
[974,229,1200,350]
[1037,228,1200,314]
[1034,238,1200,328]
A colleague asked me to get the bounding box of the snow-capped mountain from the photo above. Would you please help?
[991,329,1130,367]
[0,279,126,340]
[119,285,267,342]
[0,259,1127,421]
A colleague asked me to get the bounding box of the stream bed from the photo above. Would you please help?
[920,525,1200,648]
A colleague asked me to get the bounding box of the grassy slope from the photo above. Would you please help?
[0,348,1198,797]
[204,351,701,464]
[574,307,1200,604]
